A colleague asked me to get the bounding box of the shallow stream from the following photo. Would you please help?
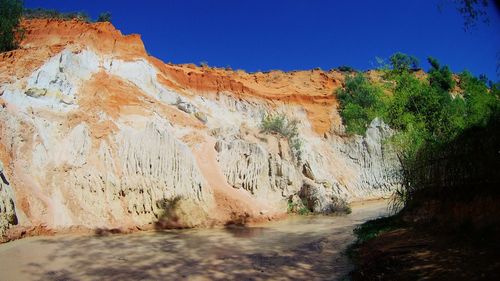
[0,200,389,281]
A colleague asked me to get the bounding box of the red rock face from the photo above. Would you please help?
[154,64,345,135]
[20,19,147,59]
[2,19,345,135]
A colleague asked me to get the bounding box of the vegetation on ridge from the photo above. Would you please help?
[337,73,385,135]
[343,53,500,281]
[23,8,92,22]
[337,53,499,182]
[0,0,23,52]
[97,12,112,23]
[0,0,112,53]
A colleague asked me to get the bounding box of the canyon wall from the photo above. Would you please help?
[0,19,401,240]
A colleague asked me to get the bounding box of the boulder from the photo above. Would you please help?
[177,102,195,114]
[299,179,350,214]
[25,88,47,98]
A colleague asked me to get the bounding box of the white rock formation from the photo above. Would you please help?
[0,162,17,237]
[213,118,401,213]
[0,34,402,239]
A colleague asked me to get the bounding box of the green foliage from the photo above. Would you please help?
[459,71,498,127]
[346,215,403,263]
[286,201,294,213]
[353,216,402,243]
[23,8,91,22]
[337,52,500,210]
[297,206,310,215]
[388,61,498,208]
[389,52,419,73]
[338,55,498,151]
[339,103,368,135]
[286,198,311,215]
[337,73,384,135]
[289,137,302,155]
[23,8,113,23]
[261,113,299,139]
[428,57,455,92]
[0,0,23,52]
[97,11,112,22]
[336,65,356,73]
[492,81,500,99]
[261,113,302,159]
[387,71,461,144]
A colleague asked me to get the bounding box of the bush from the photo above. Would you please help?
[428,57,455,92]
[353,216,402,243]
[261,113,302,159]
[337,73,385,135]
[287,197,310,215]
[389,52,419,73]
[459,71,497,128]
[336,52,500,211]
[261,113,299,139]
[336,65,356,72]
[23,8,91,22]
[297,206,311,215]
[386,58,498,208]
[0,0,23,52]
[346,215,403,261]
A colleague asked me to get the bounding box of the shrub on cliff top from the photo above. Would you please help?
[336,73,385,135]
[389,52,420,73]
[336,65,357,73]
[337,53,500,211]
[23,8,91,22]
[428,56,455,92]
[97,12,112,22]
[0,0,23,52]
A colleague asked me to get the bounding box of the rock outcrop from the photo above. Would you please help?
[0,162,17,237]
[0,19,402,240]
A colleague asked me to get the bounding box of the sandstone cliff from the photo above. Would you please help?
[0,19,401,240]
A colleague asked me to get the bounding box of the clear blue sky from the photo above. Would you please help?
[25,0,500,80]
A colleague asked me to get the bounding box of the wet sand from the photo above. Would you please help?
[0,200,390,281]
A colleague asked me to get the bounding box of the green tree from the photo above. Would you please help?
[428,57,455,92]
[389,52,420,73]
[337,74,384,135]
[0,0,23,52]
[460,71,497,127]
[491,81,500,99]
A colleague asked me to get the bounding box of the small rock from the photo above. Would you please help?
[25,88,47,98]
[302,161,315,180]
[177,102,195,114]
[61,95,74,105]
[194,111,208,124]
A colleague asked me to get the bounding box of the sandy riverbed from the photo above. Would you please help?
[0,200,390,281]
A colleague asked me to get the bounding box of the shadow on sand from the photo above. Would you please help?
[20,223,356,281]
